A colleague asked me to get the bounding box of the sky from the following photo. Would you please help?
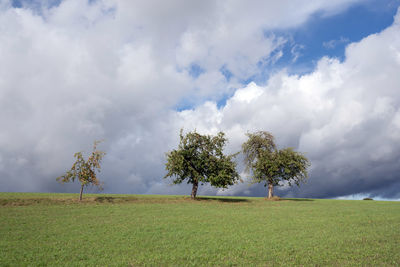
[1,0,400,200]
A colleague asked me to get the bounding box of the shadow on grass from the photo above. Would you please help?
[94,196,138,203]
[195,197,249,203]
[284,198,314,202]
[95,196,115,203]
[0,198,54,206]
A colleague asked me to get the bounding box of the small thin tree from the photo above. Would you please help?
[57,140,106,201]
[242,131,310,198]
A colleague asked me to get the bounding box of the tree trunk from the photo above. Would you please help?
[79,184,84,201]
[191,180,199,199]
[268,183,274,199]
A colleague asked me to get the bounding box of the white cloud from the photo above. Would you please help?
[2,0,399,200]
[174,8,400,198]
[323,36,350,49]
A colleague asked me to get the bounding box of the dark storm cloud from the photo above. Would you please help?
[1,0,399,200]
[184,11,400,200]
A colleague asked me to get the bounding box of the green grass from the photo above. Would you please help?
[0,193,399,266]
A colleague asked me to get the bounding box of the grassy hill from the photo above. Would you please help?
[1,193,399,266]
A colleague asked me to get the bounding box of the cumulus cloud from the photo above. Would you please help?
[177,10,400,199]
[1,0,399,199]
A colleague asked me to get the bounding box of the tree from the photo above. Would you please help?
[242,131,310,198]
[57,140,106,201]
[165,130,240,199]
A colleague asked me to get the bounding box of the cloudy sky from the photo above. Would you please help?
[1,0,400,200]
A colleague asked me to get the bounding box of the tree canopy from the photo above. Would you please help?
[165,130,240,199]
[57,140,106,201]
[242,131,310,198]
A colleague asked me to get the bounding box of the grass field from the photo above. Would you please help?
[0,193,399,266]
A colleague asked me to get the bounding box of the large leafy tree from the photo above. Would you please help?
[165,130,240,199]
[242,131,310,198]
[57,140,106,201]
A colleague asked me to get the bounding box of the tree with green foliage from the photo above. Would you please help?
[57,140,106,201]
[242,131,310,198]
[165,130,240,199]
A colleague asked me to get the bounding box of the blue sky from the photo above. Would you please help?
[253,0,400,82]
[287,0,398,70]
[177,0,400,110]
[1,0,400,200]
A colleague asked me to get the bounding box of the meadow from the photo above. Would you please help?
[0,192,399,266]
